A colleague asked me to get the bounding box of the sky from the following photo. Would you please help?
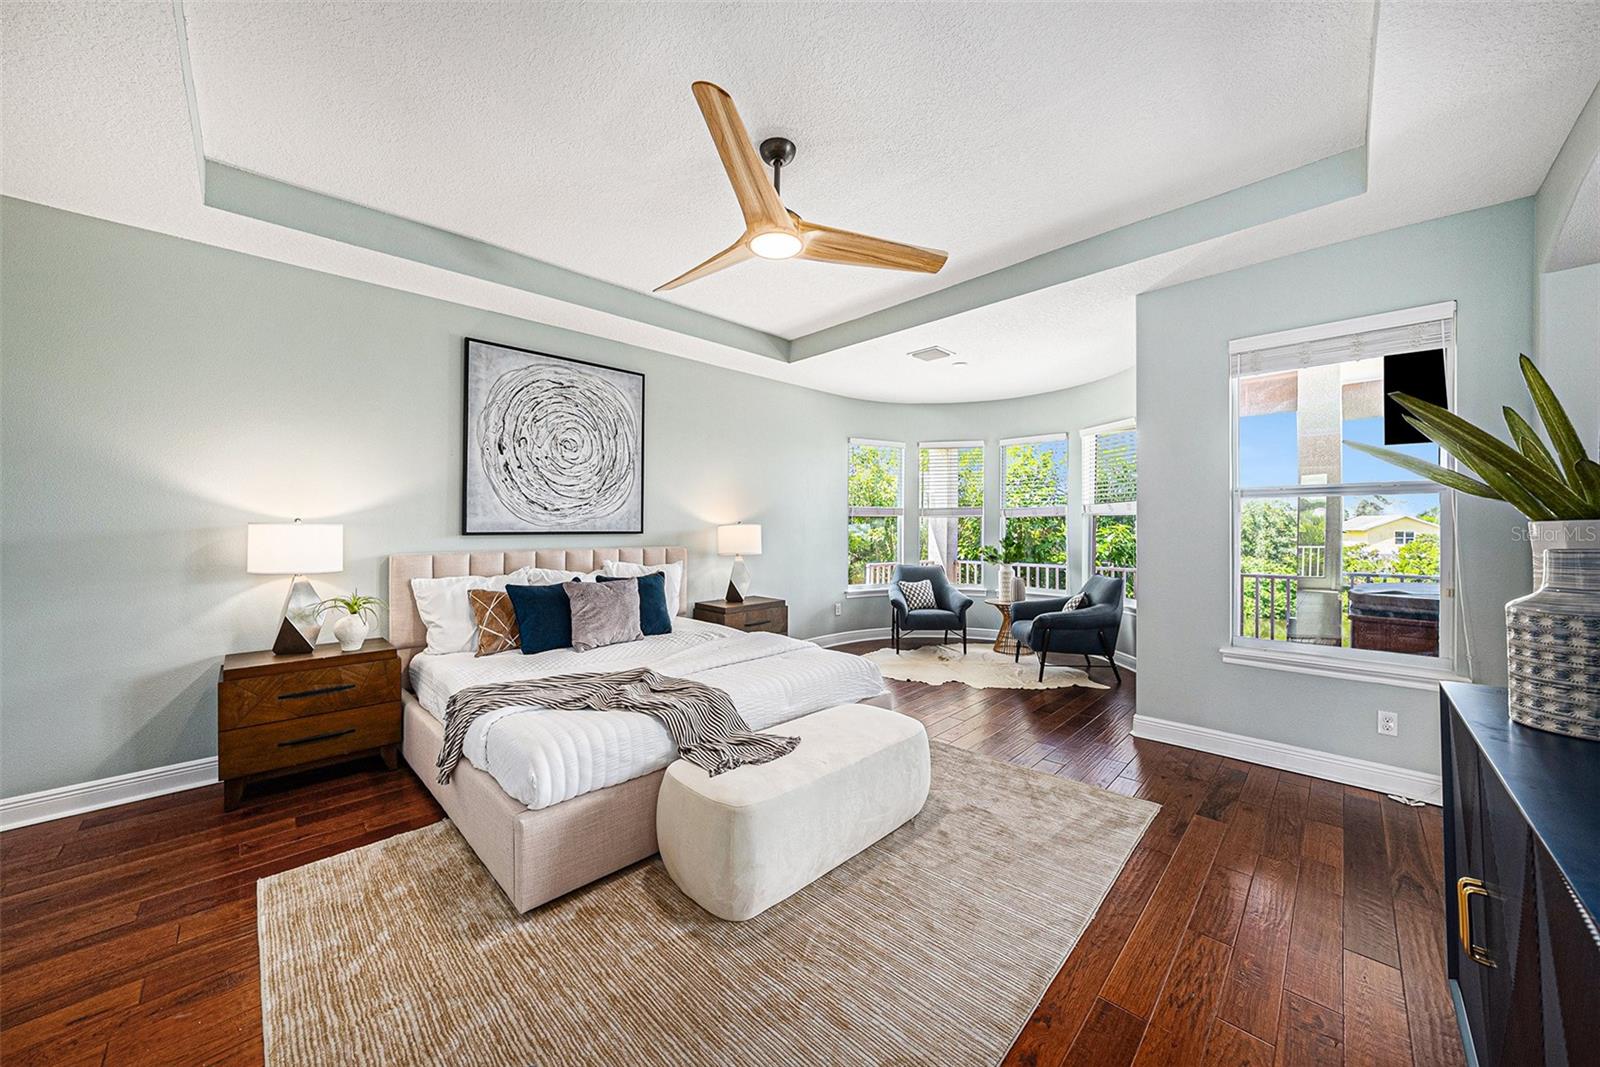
[1239,412,1440,517]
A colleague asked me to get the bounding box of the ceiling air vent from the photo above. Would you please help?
[909,346,956,363]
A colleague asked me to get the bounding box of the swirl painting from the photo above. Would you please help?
[463,339,644,534]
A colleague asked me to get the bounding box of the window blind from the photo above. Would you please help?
[847,439,903,517]
[1001,434,1068,516]
[1230,303,1456,378]
[1084,425,1137,510]
[919,441,983,513]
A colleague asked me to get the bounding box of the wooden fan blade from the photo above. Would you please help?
[691,81,794,236]
[654,236,754,292]
[796,218,947,274]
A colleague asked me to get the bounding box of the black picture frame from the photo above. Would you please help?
[462,337,645,535]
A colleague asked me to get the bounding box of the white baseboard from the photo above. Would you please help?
[0,757,219,832]
[1131,714,1440,805]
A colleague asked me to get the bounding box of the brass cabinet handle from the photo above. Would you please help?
[1457,876,1496,967]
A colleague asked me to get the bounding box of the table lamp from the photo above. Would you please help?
[717,522,762,602]
[247,520,344,655]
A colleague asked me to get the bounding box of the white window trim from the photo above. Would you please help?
[847,437,905,593]
[1226,302,1460,683]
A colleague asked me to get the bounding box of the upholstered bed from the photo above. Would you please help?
[387,546,893,912]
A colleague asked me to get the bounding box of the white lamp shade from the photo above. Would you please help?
[717,523,763,556]
[247,522,343,575]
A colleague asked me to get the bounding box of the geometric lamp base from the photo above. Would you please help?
[725,555,752,603]
[272,575,322,655]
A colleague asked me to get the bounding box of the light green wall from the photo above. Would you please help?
[0,197,1130,797]
[1535,264,1600,453]
[1135,199,1536,776]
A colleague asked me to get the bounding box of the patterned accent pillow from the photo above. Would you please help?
[468,589,520,657]
[898,579,937,611]
[1062,592,1090,611]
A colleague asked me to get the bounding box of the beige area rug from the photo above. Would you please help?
[258,743,1156,1067]
[866,644,1110,690]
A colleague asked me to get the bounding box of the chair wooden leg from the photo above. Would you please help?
[1014,642,1020,662]
[962,626,967,654]
[1038,648,1047,682]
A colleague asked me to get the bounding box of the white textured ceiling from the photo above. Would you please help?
[182,1,1375,338]
[4,2,1598,404]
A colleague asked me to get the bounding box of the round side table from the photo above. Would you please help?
[987,599,1023,655]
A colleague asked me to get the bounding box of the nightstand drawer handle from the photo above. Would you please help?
[279,728,356,748]
[278,683,357,702]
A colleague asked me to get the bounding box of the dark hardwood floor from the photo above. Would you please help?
[0,646,1465,1066]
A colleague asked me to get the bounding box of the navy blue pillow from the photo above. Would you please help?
[505,581,576,654]
[597,571,672,636]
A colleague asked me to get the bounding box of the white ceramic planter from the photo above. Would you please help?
[332,613,369,651]
[994,565,1016,604]
[1528,519,1600,589]
[1506,549,1600,739]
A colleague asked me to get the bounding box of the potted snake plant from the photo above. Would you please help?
[1346,354,1599,585]
[1349,354,1599,739]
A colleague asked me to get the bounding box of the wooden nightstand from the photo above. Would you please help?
[217,638,402,809]
[693,596,788,634]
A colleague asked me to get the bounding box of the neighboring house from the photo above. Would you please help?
[1341,513,1439,554]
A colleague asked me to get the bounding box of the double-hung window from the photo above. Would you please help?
[847,438,905,591]
[1083,420,1138,601]
[918,441,984,588]
[1000,433,1070,592]
[1228,301,1457,675]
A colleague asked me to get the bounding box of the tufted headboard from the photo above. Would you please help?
[387,546,690,677]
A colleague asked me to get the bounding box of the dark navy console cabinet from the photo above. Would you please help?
[1441,683,1599,1067]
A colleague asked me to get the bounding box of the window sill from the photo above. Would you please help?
[1218,644,1468,691]
[845,588,887,599]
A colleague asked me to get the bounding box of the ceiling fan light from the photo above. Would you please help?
[749,231,803,260]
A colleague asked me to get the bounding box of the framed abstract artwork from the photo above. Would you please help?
[462,338,645,534]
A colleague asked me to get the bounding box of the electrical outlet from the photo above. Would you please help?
[834,602,842,617]
[1377,710,1399,737]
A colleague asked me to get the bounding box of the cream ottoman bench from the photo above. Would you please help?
[655,703,931,921]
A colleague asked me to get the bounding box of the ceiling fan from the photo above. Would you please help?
[655,81,949,292]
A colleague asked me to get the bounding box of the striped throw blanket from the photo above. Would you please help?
[436,668,800,785]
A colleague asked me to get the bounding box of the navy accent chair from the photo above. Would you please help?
[1010,575,1125,683]
[886,564,973,654]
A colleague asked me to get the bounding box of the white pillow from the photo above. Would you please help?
[521,566,598,585]
[409,566,578,655]
[601,559,685,615]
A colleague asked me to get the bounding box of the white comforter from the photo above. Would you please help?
[409,618,886,810]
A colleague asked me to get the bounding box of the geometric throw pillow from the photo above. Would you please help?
[898,579,937,611]
[1062,592,1090,611]
[468,588,520,657]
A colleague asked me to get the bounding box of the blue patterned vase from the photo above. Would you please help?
[1506,549,1600,740]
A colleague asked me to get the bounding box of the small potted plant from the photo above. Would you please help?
[977,544,1018,603]
[317,591,385,652]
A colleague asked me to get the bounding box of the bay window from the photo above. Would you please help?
[847,438,904,590]
[1001,433,1070,592]
[918,441,984,588]
[1083,420,1137,601]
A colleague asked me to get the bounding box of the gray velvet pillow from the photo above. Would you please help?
[566,578,643,652]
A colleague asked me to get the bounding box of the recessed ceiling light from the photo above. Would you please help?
[909,346,956,363]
